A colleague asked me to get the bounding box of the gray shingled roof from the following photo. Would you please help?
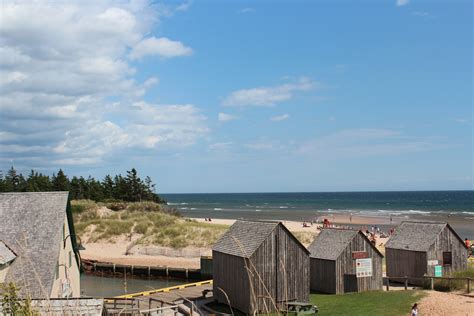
[385,221,449,252]
[0,240,16,265]
[0,192,70,298]
[212,220,280,258]
[308,229,359,260]
[30,298,105,315]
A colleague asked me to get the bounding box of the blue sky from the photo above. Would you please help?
[0,0,472,192]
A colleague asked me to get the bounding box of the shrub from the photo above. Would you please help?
[104,201,128,211]
[0,282,38,315]
[431,267,474,292]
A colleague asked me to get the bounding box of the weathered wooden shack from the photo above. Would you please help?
[308,228,383,294]
[0,192,81,298]
[212,220,310,314]
[385,222,468,284]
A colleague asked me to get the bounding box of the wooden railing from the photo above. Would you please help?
[384,276,472,293]
[114,279,213,299]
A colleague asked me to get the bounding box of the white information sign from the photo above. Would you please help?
[428,260,438,266]
[356,258,373,278]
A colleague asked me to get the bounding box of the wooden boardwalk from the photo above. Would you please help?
[106,280,213,314]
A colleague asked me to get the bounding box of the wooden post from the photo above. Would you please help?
[404,276,408,290]
[430,277,434,290]
[467,278,471,293]
[448,277,451,290]
[386,278,390,291]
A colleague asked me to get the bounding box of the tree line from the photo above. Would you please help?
[0,167,164,203]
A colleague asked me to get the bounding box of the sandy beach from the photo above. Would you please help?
[81,215,390,269]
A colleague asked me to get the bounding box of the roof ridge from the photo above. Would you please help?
[0,191,69,195]
[400,221,447,225]
[238,219,281,224]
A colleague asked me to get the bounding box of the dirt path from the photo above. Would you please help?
[418,291,474,315]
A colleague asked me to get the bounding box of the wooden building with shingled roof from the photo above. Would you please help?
[212,220,310,315]
[385,221,468,284]
[308,228,383,294]
[0,192,81,298]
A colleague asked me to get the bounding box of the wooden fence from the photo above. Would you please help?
[384,276,472,293]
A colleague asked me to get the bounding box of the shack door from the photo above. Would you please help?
[343,274,358,293]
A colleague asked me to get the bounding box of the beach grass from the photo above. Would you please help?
[72,200,229,248]
[310,290,425,316]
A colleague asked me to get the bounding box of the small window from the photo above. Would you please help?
[443,252,452,266]
[69,251,72,268]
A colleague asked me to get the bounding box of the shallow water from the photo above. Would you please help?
[80,274,185,297]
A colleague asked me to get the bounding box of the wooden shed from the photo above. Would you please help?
[385,222,468,284]
[308,228,383,294]
[212,220,310,314]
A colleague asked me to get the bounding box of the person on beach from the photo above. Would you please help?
[465,238,471,248]
[411,303,418,316]
[370,233,376,246]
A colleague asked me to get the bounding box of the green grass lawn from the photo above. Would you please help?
[310,291,425,316]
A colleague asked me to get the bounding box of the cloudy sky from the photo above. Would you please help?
[0,0,472,193]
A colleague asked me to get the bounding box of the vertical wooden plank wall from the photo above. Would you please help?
[212,251,251,313]
[310,258,336,294]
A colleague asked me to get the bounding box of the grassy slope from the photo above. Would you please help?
[72,200,228,248]
[311,291,425,316]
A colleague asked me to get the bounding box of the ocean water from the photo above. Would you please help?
[161,191,474,238]
[161,191,474,220]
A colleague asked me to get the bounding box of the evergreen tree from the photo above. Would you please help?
[126,168,142,202]
[0,171,6,192]
[52,169,69,191]
[0,167,164,203]
[102,175,114,200]
[69,176,82,199]
[5,167,20,191]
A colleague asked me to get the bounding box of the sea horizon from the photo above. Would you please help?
[162,190,474,239]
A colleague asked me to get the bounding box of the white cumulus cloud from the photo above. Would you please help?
[129,37,193,60]
[0,0,205,167]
